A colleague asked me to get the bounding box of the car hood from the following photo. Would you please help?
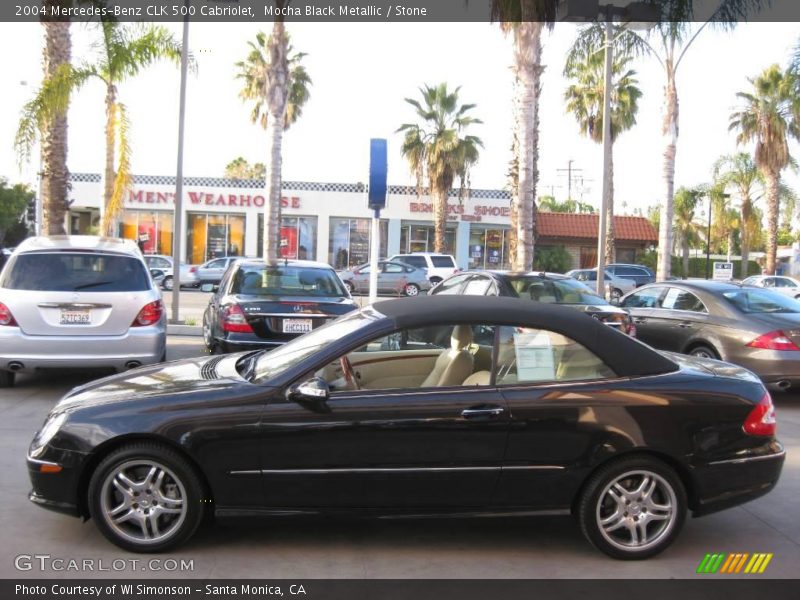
[55,352,254,411]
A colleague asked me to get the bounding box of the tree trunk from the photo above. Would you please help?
[513,22,543,271]
[40,15,70,236]
[740,195,751,276]
[604,150,615,265]
[507,78,520,267]
[764,170,780,275]
[727,229,734,263]
[657,64,679,281]
[681,232,689,278]
[103,84,118,236]
[262,18,289,262]
[433,185,448,253]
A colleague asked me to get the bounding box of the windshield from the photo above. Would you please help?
[2,253,150,292]
[231,265,347,297]
[507,276,608,305]
[722,289,800,314]
[252,308,383,382]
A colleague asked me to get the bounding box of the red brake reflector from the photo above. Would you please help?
[222,304,254,333]
[746,330,800,351]
[131,300,163,327]
[0,302,17,327]
[743,392,777,437]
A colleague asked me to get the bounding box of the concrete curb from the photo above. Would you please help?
[168,324,203,336]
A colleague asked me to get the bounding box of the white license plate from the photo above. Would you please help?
[60,308,91,325]
[282,318,313,334]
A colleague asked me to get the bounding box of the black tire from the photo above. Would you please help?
[688,344,719,360]
[403,283,420,297]
[202,312,214,353]
[162,276,174,291]
[87,442,205,553]
[0,370,15,388]
[610,288,623,301]
[578,455,687,560]
[429,277,443,285]
[343,281,354,294]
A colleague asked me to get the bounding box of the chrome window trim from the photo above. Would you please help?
[230,465,565,476]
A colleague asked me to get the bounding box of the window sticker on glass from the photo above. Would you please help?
[513,331,556,381]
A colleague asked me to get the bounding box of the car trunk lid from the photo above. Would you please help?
[234,294,356,340]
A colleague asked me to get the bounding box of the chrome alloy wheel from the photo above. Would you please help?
[99,460,187,545]
[595,470,677,552]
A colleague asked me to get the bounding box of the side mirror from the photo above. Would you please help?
[289,377,331,412]
[201,283,218,293]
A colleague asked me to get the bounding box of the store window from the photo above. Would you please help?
[118,210,174,255]
[399,224,457,255]
[329,218,389,269]
[616,247,637,264]
[186,212,246,264]
[257,215,318,260]
[468,227,510,269]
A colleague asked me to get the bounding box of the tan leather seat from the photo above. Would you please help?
[462,371,491,386]
[421,326,474,387]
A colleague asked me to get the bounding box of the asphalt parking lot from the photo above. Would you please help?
[1,335,798,579]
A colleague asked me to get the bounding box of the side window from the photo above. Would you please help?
[207,259,225,269]
[763,278,775,288]
[620,287,666,309]
[776,278,795,288]
[431,274,470,295]
[661,288,706,312]
[153,257,170,269]
[359,265,372,275]
[383,262,404,274]
[431,256,456,268]
[495,326,615,385]
[462,276,492,296]
[399,256,426,269]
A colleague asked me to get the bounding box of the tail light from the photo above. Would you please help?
[0,302,18,327]
[189,266,197,273]
[746,330,800,351]
[743,392,777,437]
[222,304,253,333]
[131,300,163,327]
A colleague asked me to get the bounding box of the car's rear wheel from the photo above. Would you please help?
[610,288,623,301]
[162,276,173,291]
[688,344,719,360]
[578,456,686,560]
[88,442,205,553]
[404,283,420,297]
[0,370,15,388]
[429,277,442,285]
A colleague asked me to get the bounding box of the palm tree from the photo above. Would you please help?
[569,0,771,281]
[729,64,800,274]
[397,83,482,252]
[491,1,558,270]
[712,152,763,270]
[236,16,310,262]
[16,22,183,236]
[673,187,703,278]
[538,195,595,213]
[564,44,642,264]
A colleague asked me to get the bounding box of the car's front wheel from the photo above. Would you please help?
[578,456,686,560]
[88,442,205,553]
[404,283,420,297]
[343,281,354,294]
[161,276,173,291]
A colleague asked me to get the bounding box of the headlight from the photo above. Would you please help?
[30,412,67,454]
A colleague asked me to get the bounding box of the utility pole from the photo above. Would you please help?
[556,159,583,201]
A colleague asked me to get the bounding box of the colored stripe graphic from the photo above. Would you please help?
[697,553,726,573]
[698,553,773,574]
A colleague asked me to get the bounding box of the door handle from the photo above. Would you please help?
[634,318,647,324]
[678,322,693,328]
[461,406,504,419]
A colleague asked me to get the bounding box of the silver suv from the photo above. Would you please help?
[387,252,459,284]
[0,236,166,387]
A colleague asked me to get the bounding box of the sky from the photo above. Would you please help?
[1,19,799,218]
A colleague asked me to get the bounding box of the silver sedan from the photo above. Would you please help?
[338,261,431,296]
[619,279,800,391]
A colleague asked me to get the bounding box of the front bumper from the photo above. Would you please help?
[0,325,166,373]
[692,440,785,516]
[27,449,87,518]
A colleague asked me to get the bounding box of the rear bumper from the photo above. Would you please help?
[729,349,800,388]
[692,440,785,516]
[0,325,166,372]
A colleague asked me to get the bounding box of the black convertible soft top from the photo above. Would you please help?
[373,295,678,378]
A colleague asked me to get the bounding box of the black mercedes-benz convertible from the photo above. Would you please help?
[27,296,784,559]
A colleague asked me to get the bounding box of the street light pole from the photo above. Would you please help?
[705,193,712,279]
[595,6,613,297]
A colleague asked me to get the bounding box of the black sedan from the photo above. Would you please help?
[28,296,784,558]
[202,259,357,353]
[431,270,635,335]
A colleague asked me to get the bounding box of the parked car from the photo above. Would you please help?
[567,268,637,301]
[619,279,800,390]
[387,252,458,284]
[202,259,357,353]
[742,274,800,299]
[196,256,242,286]
[338,260,431,296]
[430,270,635,335]
[0,236,166,387]
[143,254,199,290]
[28,296,784,557]
[606,264,656,287]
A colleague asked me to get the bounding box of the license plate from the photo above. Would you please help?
[282,318,313,334]
[60,308,91,325]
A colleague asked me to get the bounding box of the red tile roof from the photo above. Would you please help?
[537,212,657,242]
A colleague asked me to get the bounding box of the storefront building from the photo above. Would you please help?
[66,174,655,270]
